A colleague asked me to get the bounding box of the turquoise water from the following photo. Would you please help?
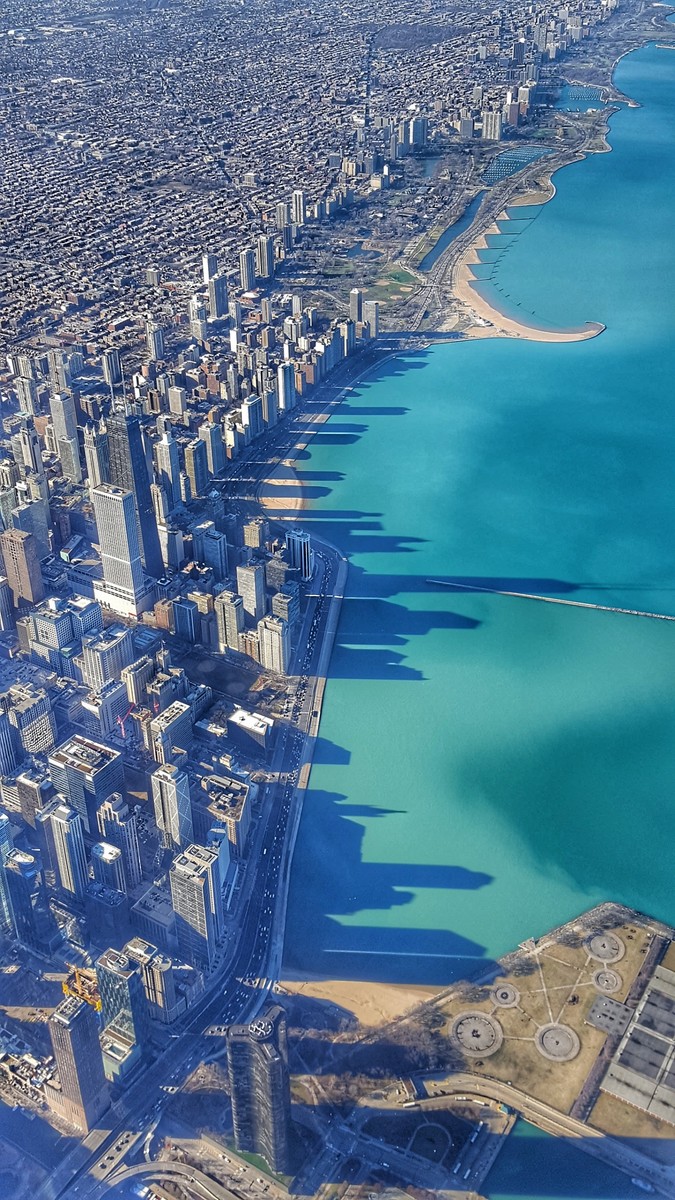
[283,38,675,998]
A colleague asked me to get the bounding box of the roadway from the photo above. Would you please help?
[422,1075,675,1196]
[46,363,360,1200]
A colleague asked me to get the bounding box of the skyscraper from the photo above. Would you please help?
[91,842,126,892]
[208,273,229,320]
[91,484,152,617]
[106,409,164,579]
[96,947,150,1048]
[184,438,209,498]
[255,235,275,280]
[51,803,88,899]
[0,576,12,630]
[17,418,42,474]
[198,422,226,478]
[363,299,379,338]
[0,528,44,606]
[169,843,223,970]
[11,496,51,560]
[48,734,124,834]
[349,287,363,324]
[192,520,228,580]
[258,615,291,675]
[0,811,14,934]
[239,248,256,293]
[214,590,244,652]
[102,348,122,388]
[83,421,110,491]
[81,623,134,689]
[15,375,38,417]
[286,528,313,581]
[154,430,181,510]
[145,318,165,362]
[0,713,16,774]
[202,250,218,284]
[188,295,208,341]
[47,998,109,1133]
[151,763,193,853]
[482,109,503,141]
[236,562,266,621]
[3,682,57,756]
[97,793,142,889]
[291,189,306,226]
[4,849,58,952]
[276,362,296,413]
[227,1006,291,1172]
[48,349,71,393]
[49,392,82,484]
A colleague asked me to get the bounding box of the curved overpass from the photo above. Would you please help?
[419,1074,675,1196]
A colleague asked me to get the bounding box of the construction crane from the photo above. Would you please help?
[62,966,102,1012]
[117,704,136,739]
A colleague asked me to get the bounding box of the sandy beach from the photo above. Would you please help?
[259,457,307,513]
[259,411,337,514]
[452,206,605,343]
[280,974,438,1027]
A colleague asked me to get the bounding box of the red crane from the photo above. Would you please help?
[117,705,136,740]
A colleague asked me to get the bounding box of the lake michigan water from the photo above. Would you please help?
[283,38,675,1197]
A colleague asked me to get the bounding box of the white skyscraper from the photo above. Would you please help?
[276,362,296,413]
[146,318,165,361]
[291,189,306,226]
[50,393,82,484]
[97,793,142,889]
[51,803,88,899]
[188,295,208,341]
[169,843,223,970]
[202,251,218,284]
[83,421,110,492]
[236,563,266,621]
[154,432,181,509]
[91,484,152,617]
[258,615,291,675]
[239,248,256,293]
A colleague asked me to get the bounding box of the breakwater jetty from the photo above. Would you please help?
[427,578,675,621]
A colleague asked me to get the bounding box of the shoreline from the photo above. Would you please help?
[448,152,610,342]
[279,974,438,1027]
[258,345,407,517]
[452,195,605,342]
[265,34,661,1009]
[426,27,675,340]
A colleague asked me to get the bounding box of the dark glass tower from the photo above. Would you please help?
[107,409,163,579]
[96,946,150,1051]
[4,849,60,952]
[226,1005,291,1172]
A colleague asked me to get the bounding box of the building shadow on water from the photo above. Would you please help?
[284,788,495,987]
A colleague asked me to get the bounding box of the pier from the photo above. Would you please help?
[426,579,675,621]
